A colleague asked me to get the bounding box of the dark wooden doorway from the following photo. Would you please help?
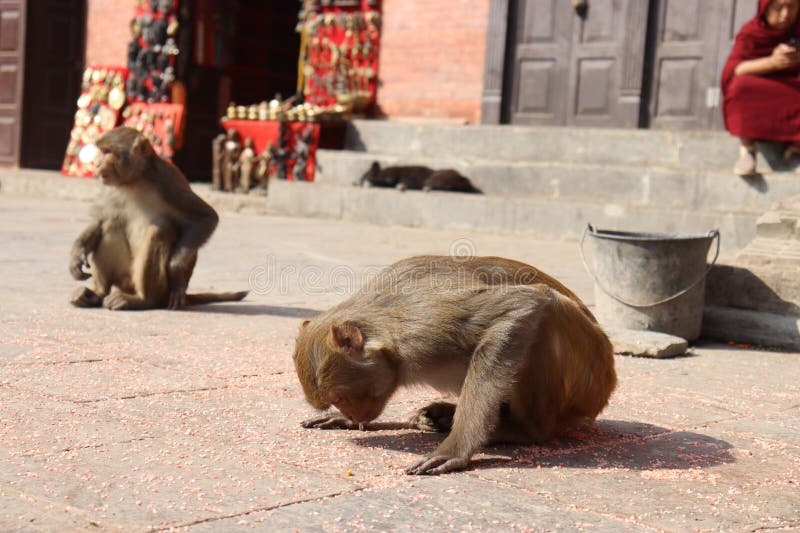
[21,0,86,169]
[174,0,301,181]
[0,1,27,167]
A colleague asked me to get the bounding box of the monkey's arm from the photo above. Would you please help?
[302,412,439,432]
[406,290,544,475]
[163,179,219,309]
[69,221,103,280]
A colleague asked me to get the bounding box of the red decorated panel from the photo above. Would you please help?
[61,66,128,178]
[300,0,381,111]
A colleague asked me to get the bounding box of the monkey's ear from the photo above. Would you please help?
[330,323,364,358]
[131,135,155,158]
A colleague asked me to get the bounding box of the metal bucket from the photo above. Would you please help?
[580,225,720,341]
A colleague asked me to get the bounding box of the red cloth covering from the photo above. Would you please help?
[221,119,320,181]
[721,0,800,141]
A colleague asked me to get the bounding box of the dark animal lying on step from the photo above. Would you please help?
[357,162,482,193]
[293,255,617,475]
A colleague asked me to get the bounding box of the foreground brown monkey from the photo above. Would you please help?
[69,127,248,310]
[293,255,616,475]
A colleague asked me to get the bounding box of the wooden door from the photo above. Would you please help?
[0,1,26,167]
[506,0,574,125]
[646,0,734,130]
[506,0,649,127]
[21,0,86,169]
[709,0,757,129]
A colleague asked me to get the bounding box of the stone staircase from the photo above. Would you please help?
[267,119,800,253]
[704,198,800,350]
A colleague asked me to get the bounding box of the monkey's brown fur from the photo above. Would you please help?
[293,255,616,475]
[69,127,247,310]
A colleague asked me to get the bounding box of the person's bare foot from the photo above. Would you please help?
[734,145,757,176]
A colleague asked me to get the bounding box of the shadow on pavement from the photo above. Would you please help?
[186,303,321,318]
[351,419,735,471]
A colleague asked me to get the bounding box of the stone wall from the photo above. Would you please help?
[375,0,490,124]
[85,0,130,67]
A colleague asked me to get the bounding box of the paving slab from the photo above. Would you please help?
[0,193,799,531]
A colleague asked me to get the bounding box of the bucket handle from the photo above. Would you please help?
[579,224,720,309]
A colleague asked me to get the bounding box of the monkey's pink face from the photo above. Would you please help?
[327,391,389,424]
[96,151,121,186]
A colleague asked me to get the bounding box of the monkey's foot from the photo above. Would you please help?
[408,401,455,433]
[103,291,144,311]
[70,287,103,308]
[405,453,470,475]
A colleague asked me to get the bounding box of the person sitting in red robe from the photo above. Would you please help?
[721,0,800,176]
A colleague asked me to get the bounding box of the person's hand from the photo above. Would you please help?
[770,43,800,70]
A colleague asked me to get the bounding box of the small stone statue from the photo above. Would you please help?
[222,129,241,191]
[236,138,256,192]
[211,132,225,190]
[255,148,272,189]
[292,127,313,182]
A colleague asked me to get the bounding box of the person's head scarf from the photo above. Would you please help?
[721,0,800,90]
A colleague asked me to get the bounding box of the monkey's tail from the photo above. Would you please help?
[185,291,249,305]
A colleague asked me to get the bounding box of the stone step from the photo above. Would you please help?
[315,149,800,214]
[265,180,755,253]
[706,263,800,317]
[702,306,800,351]
[343,119,800,173]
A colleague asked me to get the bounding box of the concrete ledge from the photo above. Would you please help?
[316,149,800,213]
[702,305,800,350]
[0,169,100,201]
[266,180,756,252]
[0,169,267,215]
[345,119,800,173]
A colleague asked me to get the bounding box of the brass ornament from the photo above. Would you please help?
[98,107,117,130]
[76,109,92,127]
[81,124,100,145]
[77,93,91,109]
[96,86,110,103]
[108,87,126,110]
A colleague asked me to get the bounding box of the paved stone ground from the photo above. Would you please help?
[1,194,799,532]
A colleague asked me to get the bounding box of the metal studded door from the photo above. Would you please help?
[0,1,26,166]
[506,0,649,127]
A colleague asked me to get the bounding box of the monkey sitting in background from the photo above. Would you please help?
[293,255,616,475]
[357,162,482,193]
[69,127,248,310]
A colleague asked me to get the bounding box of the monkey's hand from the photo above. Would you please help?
[406,438,471,475]
[69,249,91,280]
[301,414,366,430]
[167,248,196,310]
